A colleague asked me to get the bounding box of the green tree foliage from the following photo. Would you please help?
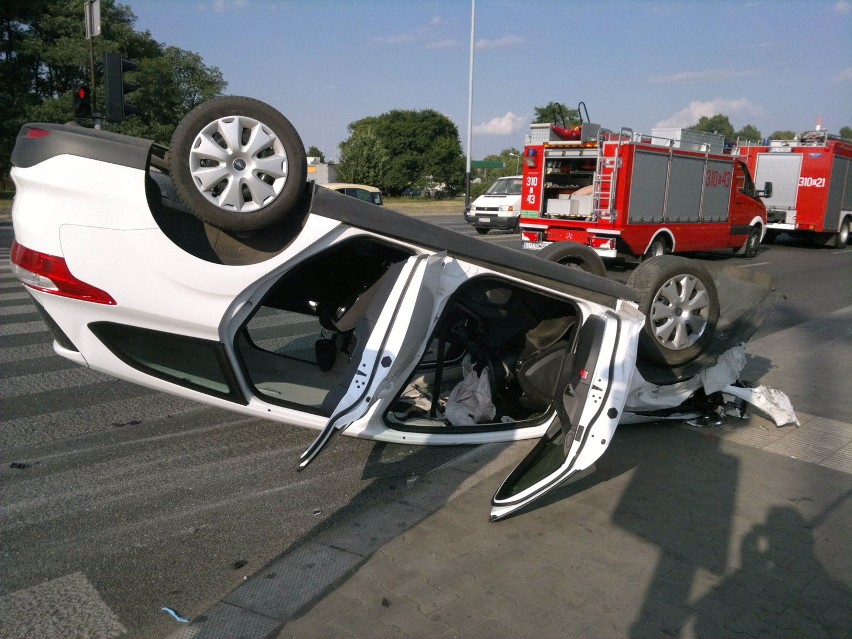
[735,124,762,142]
[306,145,325,162]
[839,126,852,140]
[0,0,226,176]
[692,114,735,144]
[533,101,580,126]
[768,130,797,140]
[337,127,390,187]
[338,109,465,195]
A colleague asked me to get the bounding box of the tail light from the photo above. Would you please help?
[11,241,116,305]
[590,237,615,251]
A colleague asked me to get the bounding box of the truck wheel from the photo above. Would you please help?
[833,218,849,249]
[627,256,719,366]
[643,237,669,260]
[763,229,778,245]
[537,241,607,277]
[738,225,761,258]
[170,96,307,232]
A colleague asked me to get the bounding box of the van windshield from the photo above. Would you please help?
[486,177,522,196]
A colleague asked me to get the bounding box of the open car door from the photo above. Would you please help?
[490,309,641,521]
[299,252,445,468]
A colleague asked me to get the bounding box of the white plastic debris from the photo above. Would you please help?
[445,354,496,426]
[722,384,799,427]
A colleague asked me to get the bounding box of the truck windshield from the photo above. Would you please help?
[486,177,523,195]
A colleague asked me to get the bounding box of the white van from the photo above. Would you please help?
[464,175,523,234]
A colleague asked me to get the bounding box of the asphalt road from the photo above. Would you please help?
[2,214,850,638]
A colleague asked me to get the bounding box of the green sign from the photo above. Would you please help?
[471,160,505,169]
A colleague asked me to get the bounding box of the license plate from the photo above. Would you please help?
[478,217,490,224]
[521,241,550,250]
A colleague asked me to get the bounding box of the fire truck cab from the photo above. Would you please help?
[519,121,769,260]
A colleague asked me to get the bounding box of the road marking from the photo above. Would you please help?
[738,261,771,268]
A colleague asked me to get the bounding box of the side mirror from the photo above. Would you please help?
[757,181,773,198]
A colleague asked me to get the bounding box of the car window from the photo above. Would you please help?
[340,188,383,206]
[237,237,411,414]
[486,178,523,196]
[90,322,244,402]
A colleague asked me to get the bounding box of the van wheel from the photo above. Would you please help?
[643,237,669,260]
[627,256,719,366]
[537,241,607,277]
[738,226,761,258]
[476,227,490,235]
[833,218,849,249]
[170,96,307,232]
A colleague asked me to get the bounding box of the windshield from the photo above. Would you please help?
[486,177,522,196]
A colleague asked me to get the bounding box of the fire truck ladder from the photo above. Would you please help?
[592,127,629,220]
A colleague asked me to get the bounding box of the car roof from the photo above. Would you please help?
[324,183,381,193]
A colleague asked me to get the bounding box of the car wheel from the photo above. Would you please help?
[170,96,307,232]
[643,237,669,260]
[627,255,720,366]
[536,241,607,277]
[833,218,849,249]
[739,225,761,258]
[476,227,490,235]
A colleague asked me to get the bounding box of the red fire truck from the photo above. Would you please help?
[735,130,851,248]
[518,121,769,260]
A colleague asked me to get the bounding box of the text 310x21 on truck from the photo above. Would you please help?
[9,96,797,520]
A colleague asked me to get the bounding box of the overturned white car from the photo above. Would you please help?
[9,97,795,520]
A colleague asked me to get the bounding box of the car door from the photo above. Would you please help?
[490,307,642,520]
[299,252,446,468]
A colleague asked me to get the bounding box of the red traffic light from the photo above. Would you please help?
[73,84,92,119]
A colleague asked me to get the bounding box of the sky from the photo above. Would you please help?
[131,0,852,161]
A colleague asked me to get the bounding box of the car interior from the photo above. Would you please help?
[235,235,583,432]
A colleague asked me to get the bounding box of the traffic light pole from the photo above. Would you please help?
[87,32,101,129]
[84,0,102,129]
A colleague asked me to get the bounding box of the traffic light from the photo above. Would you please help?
[73,84,92,119]
[103,52,140,123]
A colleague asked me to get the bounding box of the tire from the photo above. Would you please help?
[537,241,607,277]
[833,218,849,249]
[627,255,720,366]
[738,225,761,258]
[763,229,778,245]
[475,227,490,235]
[643,236,669,260]
[170,96,307,232]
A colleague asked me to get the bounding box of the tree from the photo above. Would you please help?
[840,126,852,140]
[735,124,762,142]
[533,101,580,126]
[769,130,797,140]
[692,114,735,144]
[338,109,465,195]
[0,0,226,177]
[337,127,390,187]
[306,145,325,162]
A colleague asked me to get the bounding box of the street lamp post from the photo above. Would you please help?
[464,0,476,210]
[508,152,519,174]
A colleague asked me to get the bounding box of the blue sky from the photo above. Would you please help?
[132,0,852,160]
